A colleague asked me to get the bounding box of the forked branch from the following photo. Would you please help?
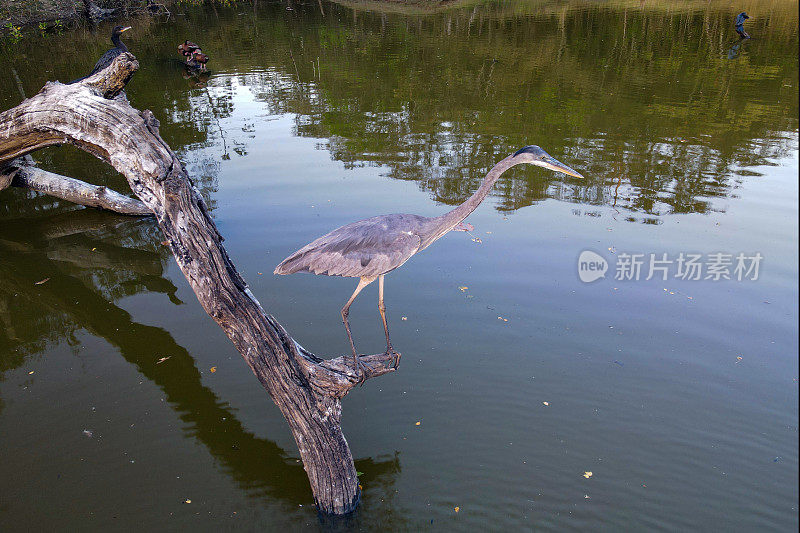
[0,53,397,515]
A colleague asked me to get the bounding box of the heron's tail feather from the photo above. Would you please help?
[274,252,310,275]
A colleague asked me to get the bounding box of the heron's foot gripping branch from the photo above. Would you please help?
[264,314,397,399]
[388,348,402,370]
[314,351,397,397]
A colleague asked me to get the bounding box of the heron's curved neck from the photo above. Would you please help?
[112,34,127,51]
[442,154,517,224]
[422,154,518,247]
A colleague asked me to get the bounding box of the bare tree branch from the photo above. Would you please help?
[2,163,151,215]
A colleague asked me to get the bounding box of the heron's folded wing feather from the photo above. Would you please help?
[275,219,422,277]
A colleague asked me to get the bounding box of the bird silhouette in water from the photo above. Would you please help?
[71,25,131,83]
[735,12,750,39]
[275,146,584,383]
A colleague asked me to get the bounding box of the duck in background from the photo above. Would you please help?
[178,40,210,71]
[187,49,210,71]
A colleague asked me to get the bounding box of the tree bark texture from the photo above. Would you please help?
[0,53,397,515]
[2,163,151,215]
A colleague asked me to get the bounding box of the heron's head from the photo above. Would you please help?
[512,145,584,179]
[113,26,132,36]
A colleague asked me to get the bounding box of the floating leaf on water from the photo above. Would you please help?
[34,278,50,285]
[356,471,364,476]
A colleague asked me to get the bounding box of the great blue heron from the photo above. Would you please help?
[274,146,584,382]
[71,25,132,83]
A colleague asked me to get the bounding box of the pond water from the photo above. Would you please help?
[0,0,797,530]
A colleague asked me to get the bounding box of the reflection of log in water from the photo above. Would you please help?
[47,240,162,276]
[0,208,134,241]
[0,209,180,304]
[0,235,402,508]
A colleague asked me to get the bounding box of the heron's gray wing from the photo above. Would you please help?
[274,217,422,278]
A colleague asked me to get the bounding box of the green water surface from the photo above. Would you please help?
[0,1,797,530]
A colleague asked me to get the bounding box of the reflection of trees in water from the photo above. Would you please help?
[0,200,404,515]
[241,1,797,217]
[3,2,794,219]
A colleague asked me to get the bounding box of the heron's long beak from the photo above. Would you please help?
[535,156,584,179]
[121,26,132,32]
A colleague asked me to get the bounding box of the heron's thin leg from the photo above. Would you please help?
[378,275,400,369]
[342,276,374,382]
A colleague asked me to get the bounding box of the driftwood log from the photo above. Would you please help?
[0,53,398,515]
[1,161,151,215]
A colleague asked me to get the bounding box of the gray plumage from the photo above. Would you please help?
[275,146,584,383]
[274,214,436,278]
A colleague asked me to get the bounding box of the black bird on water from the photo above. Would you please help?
[71,25,131,83]
[735,12,750,39]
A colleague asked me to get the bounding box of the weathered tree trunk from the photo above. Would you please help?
[0,53,398,515]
